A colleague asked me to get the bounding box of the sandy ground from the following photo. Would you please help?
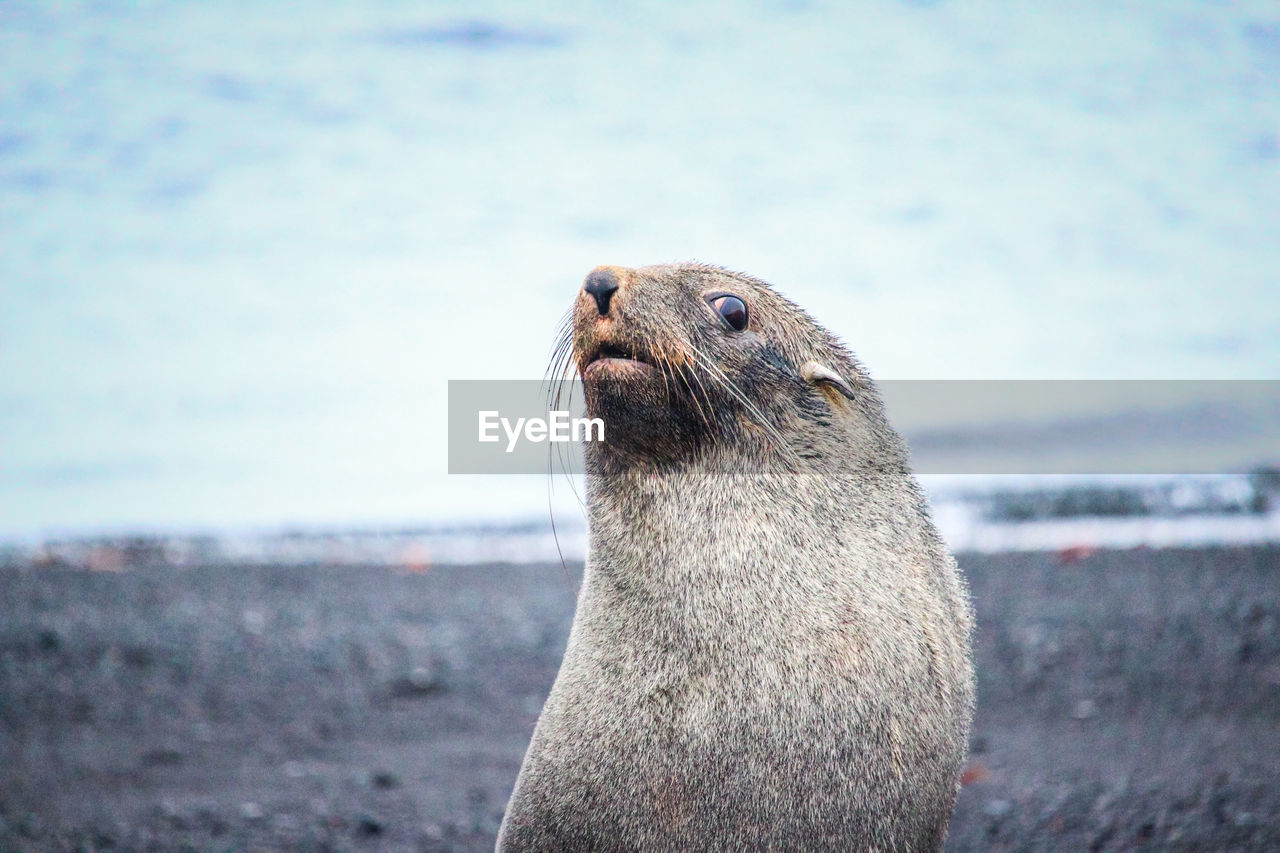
[0,545,1277,851]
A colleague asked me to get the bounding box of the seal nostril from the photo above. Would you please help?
[584,269,620,316]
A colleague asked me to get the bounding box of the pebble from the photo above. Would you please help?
[1071,699,1098,720]
[274,813,300,832]
[371,770,400,790]
[390,664,441,697]
[984,799,1013,819]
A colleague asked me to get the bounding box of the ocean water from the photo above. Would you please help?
[2,1,1278,539]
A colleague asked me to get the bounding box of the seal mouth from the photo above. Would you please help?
[592,342,645,365]
[584,339,653,367]
[581,338,657,380]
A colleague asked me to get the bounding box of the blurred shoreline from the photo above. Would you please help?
[7,472,1280,571]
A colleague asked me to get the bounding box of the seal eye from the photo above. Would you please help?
[711,295,749,331]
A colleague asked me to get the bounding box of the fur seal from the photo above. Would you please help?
[499,263,974,851]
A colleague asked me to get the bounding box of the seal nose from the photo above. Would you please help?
[583,268,620,316]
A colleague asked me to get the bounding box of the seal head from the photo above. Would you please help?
[566,263,898,474]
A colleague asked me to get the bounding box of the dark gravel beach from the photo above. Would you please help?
[1,545,1277,851]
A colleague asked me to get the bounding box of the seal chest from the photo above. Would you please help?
[499,264,974,852]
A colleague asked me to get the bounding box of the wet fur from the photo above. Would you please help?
[500,264,974,851]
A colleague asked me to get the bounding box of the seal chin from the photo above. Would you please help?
[580,343,678,449]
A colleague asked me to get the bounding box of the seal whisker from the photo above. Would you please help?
[651,341,673,408]
[545,452,573,580]
[553,354,588,515]
[686,343,795,458]
[660,338,715,425]
[678,355,718,433]
[657,339,714,432]
[544,310,587,554]
[543,309,587,577]
[546,311,577,413]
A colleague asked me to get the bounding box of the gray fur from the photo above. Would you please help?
[499,264,974,852]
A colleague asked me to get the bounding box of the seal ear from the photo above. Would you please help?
[801,360,857,401]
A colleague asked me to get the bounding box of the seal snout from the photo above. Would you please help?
[574,265,661,384]
[583,266,621,316]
